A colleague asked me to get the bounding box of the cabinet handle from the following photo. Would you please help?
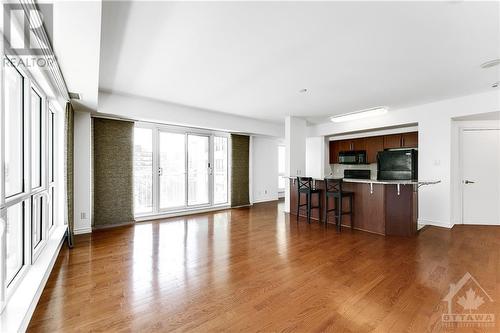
[401,136,404,147]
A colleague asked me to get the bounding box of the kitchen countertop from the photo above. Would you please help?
[287,176,440,187]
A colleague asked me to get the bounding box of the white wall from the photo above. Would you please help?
[284,116,307,212]
[308,90,500,228]
[73,111,92,234]
[305,137,325,179]
[251,136,280,203]
[98,91,284,137]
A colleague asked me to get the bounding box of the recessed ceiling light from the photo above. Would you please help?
[299,88,308,93]
[330,107,388,123]
[480,59,500,69]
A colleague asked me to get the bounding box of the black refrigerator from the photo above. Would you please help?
[377,149,418,180]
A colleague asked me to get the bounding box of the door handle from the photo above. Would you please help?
[464,180,475,184]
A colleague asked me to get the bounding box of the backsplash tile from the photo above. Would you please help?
[327,163,378,180]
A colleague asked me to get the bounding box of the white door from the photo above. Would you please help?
[462,129,500,225]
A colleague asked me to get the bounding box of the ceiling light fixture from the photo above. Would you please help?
[299,88,308,93]
[330,107,388,123]
[480,59,500,69]
[493,81,499,88]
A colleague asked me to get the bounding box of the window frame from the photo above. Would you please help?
[3,62,25,200]
[29,85,45,191]
[0,56,58,307]
[213,136,229,205]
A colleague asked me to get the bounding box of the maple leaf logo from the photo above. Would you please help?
[457,288,485,313]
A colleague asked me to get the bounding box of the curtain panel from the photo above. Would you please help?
[230,134,250,207]
[64,102,75,247]
[93,118,135,227]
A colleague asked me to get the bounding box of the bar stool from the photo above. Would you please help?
[324,178,354,231]
[296,177,321,224]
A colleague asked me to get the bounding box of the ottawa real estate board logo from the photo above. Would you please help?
[442,272,495,328]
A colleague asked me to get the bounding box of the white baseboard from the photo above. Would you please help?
[418,218,453,229]
[135,205,231,222]
[252,197,279,204]
[74,226,92,235]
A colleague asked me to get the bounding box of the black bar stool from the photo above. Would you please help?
[324,178,354,231]
[296,177,321,224]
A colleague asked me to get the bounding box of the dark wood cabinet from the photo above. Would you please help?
[329,141,340,164]
[330,131,418,165]
[383,134,403,149]
[401,132,418,148]
[338,140,352,152]
[383,132,418,149]
[352,138,366,151]
[365,136,384,163]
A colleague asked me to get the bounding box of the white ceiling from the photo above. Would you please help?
[99,1,499,123]
[51,1,102,112]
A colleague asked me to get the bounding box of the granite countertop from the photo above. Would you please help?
[286,176,440,186]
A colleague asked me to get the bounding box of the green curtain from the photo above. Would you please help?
[231,134,250,207]
[93,118,135,227]
[64,103,74,247]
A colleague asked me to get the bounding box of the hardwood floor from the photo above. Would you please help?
[28,201,500,332]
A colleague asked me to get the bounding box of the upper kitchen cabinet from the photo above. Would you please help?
[329,138,366,164]
[329,131,418,164]
[383,132,418,149]
[329,141,340,164]
[365,136,384,163]
[401,132,418,148]
[352,138,366,151]
[341,138,366,151]
[383,134,403,149]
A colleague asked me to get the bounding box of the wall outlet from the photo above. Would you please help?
[81,212,87,219]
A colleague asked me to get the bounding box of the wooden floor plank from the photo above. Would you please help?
[28,201,500,332]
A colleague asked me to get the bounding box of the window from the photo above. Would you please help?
[49,109,55,183]
[278,145,286,190]
[1,58,58,303]
[32,196,44,250]
[5,202,24,286]
[159,131,185,209]
[213,136,228,204]
[50,187,55,229]
[133,128,153,213]
[187,134,209,206]
[31,89,42,189]
[133,125,230,215]
[4,65,24,197]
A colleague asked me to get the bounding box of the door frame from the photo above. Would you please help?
[186,132,212,208]
[134,122,230,219]
[458,126,500,225]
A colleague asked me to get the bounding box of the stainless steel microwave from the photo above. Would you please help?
[338,150,367,164]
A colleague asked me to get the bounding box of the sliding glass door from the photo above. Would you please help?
[187,134,210,206]
[213,137,228,204]
[133,126,229,216]
[159,132,186,209]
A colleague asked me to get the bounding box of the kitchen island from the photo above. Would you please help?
[289,177,439,236]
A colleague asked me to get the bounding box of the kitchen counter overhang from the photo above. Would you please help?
[288,177,440,236]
